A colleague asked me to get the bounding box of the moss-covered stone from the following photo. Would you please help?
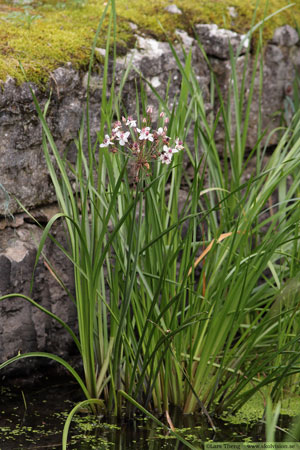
[0,0,299,85]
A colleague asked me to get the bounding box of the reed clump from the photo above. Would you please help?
[1,1,300,448]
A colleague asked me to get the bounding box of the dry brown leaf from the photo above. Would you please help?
[188,232,233,277]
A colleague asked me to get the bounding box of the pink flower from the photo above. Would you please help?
[112,126,121,135]
[137,127,154,142]
[100,134,113,147]
[159,152,172,164]
[112,121,122,134]
[116,130,130,146]
[163,144,176,154]
[146,106,153,114]
[156,127,170,140]
[132,142,140,153]
[163,142,183,155]
[126,116,137,128]
[174,138,184,151]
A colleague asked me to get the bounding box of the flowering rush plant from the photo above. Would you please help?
[100,107,184,181]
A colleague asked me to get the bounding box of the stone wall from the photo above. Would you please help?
[0,24,299,376]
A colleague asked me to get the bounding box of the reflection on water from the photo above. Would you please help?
[0,377,292,449]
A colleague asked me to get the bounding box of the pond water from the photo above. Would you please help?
[0,376,294,449]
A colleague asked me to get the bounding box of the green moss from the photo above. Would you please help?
[0,0,299,85]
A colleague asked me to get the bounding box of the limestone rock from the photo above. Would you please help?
[1,25,299,217]
[164,4,182,14]
[194,24,250,59]
[116,34,210,119]
[271,25,299,47]
[200,25,299,149]
[0,220,77,377]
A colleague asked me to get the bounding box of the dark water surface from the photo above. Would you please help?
[0,377,292,449]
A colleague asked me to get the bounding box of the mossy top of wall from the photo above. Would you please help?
[0,0,299,85]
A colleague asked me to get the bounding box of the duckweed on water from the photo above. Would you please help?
[222,393,300,425]
[0,380,298,449]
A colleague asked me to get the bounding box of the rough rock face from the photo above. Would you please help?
[0,210,77,376]
[194,24,250,59]
[1,25,299,216]
[194,24,300,149]
[0,24,299,376]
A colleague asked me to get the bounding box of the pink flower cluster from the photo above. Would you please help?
[100,108,184,181]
